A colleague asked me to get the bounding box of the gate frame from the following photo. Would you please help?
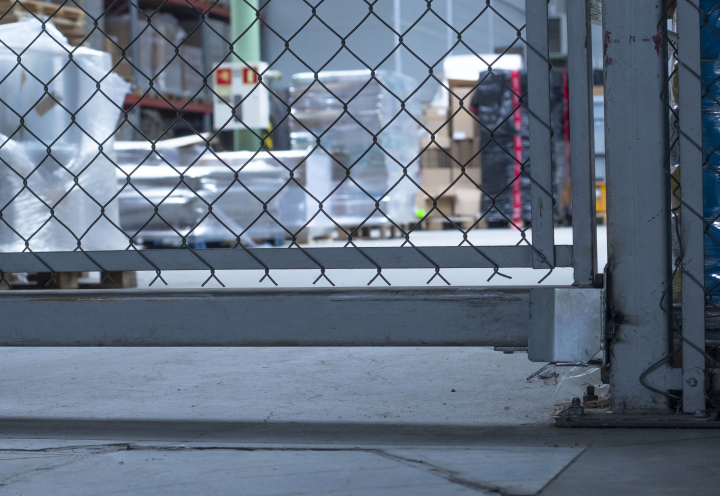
[0,1,596,346]
[8,1,691,411]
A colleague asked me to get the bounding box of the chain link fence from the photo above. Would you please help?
[654,0,720,411]
[0,0,576,289]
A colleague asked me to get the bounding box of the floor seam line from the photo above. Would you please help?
[371,449,512,495]
[536,447,586,495]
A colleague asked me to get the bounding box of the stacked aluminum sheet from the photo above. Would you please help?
[289,70,421,228]
[115,147,335,245]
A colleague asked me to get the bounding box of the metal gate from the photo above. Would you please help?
[0,2,612,403]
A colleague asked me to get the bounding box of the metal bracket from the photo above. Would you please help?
[528,287,605,364]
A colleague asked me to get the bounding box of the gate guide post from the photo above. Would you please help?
[604,0,678,412]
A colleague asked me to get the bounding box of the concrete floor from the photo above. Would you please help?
[0,346,718,495]
[3,227,717,494]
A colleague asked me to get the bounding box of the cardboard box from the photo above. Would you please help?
[417,131,483,220]
[419,166,453,196]
[449,86,478,140]
[425,107,451,138]
[416,189,481,220]
[420,137,451,169]
[417,165,482,219]
[420,135,451,150]
[450,138,482,170]
[452,188,482,217]
[415,190,454,228]
[102,36,133,83]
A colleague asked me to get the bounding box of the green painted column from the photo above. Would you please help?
[231,0,262,150]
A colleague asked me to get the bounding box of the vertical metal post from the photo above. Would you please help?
[84,0,105,51]
[677,0,706,414]
[129,6,141,141]
[394,0,403,74]
[446,0,453,53]
[604,0,674,412]
[488,9,495,53]
[569,0,597,287]
[200,14,212,133]
[525,0,555,268]
[231,0,262,150]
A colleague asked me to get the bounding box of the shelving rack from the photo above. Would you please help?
[104,0,232,137]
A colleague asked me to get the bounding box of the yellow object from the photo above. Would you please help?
[595,182,607,213]
[262,123,274,151]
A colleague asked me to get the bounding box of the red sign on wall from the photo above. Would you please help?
[215,68,232,86]
[242,67,258,84]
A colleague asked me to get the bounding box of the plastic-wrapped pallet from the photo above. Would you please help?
[0,18,130,252]
[181,45,205,99]
[198,150,334,241]
[115,147,304,244]
[289,70,420,228]
[470,69,566,225]
[700,0,720,300]
[701,0,720,60]
[704,110,720,299]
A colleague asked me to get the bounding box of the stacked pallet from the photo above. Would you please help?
[0,0,86,46]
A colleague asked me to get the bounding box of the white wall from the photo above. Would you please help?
[260,0,528,102]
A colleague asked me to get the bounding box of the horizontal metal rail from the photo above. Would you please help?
[0,287,534,347]
[0,246,573,272]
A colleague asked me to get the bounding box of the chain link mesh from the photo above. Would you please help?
[649,0,720,405]
[0,0,564,289]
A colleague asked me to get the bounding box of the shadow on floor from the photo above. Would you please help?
[0,417,567,446]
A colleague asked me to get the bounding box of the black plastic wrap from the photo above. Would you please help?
[471,69,567,224]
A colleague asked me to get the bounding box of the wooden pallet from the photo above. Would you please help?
[423,216,478,231]
[3,271,137,290]
[294,233,335,245]
[0,0,86,45]
[336,224,412,240]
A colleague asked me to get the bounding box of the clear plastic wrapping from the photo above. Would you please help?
[703,107,720,300]
[0,18,130,252]
[115,148,334,243]
[701,0,720,60]
[701,60,720,110]
[289,70,420,227]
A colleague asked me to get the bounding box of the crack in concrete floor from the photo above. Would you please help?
[0,443,585,495]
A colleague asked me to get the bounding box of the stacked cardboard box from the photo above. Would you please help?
[417,82,482,223]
